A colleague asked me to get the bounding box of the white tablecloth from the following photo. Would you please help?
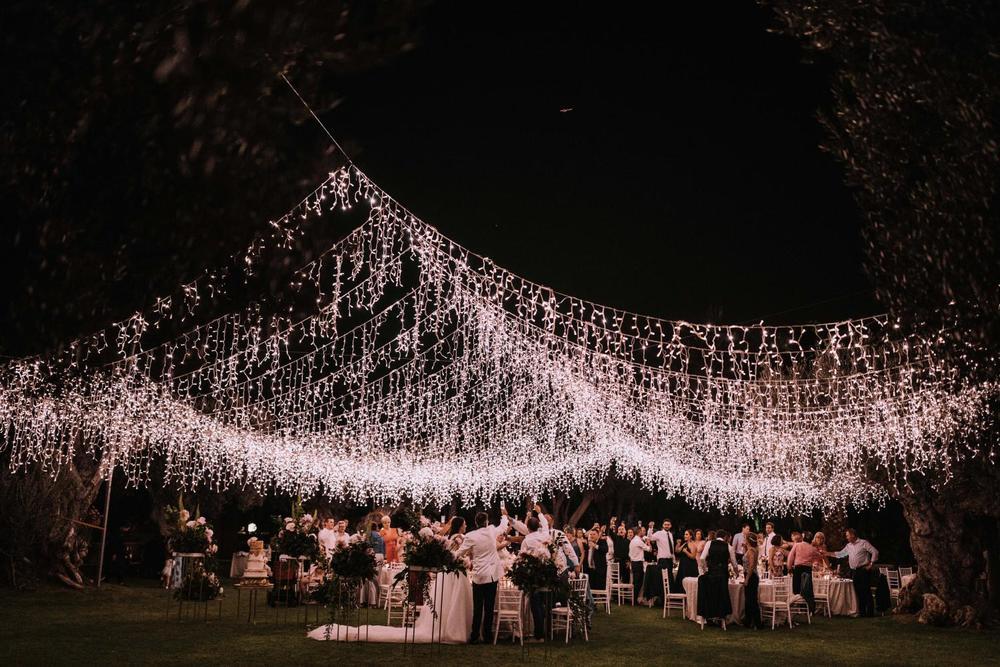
[682,575,858,624]
[681,577,744,624]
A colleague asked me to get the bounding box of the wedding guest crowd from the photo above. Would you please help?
[291,504,890,641]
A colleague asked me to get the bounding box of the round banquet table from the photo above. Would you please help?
[682,577,744,624]
[682,575,859,624]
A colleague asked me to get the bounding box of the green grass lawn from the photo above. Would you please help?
[1,580,997,666]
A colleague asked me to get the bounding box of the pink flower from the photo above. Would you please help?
[197,517,207,525]
[185,520,197,529]
[204,528,214,541]
[179,510,190,522]
[285,522,296,531]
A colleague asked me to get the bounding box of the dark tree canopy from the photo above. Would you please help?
[767,0,999,328]
[0,0,425,357]
[767,0,1000,625]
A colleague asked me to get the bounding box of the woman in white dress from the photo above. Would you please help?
[427,517,473,643]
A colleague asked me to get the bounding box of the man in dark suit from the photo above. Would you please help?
[583,527,608,591]
[706,531,732,576]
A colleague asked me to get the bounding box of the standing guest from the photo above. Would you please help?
[318,518,339,556]
[743,533,763,628]
[612,525,631,584]
[787,532,823,608]
[691,529,706,574]
[732,523,751,561]
[648,519,677,592]
[368,522,386,563]
[455,508,510,644]
[696,529,733,623]
[380,515,400,563]
[762,522,777,560]
[583,527,609,592]
[832,528,879,617]
[811,532,832,577]
[332,520,350,550]
[676,529,700,582]
[520,516,552,642]
[768,535,786,578]
[629,526,651,603]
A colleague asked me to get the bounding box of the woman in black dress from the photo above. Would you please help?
[675,529,700,583]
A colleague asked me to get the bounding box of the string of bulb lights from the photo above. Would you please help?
[0,164,995,514]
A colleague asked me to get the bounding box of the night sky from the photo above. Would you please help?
[326,1,877,326]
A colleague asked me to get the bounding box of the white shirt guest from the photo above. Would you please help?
[833,535,879,569]
[456,513,509,584]
[628,534,651,561]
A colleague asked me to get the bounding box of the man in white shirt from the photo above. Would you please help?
[832,528,879,617]
[647,519,676,591]
[317,518,340,557]
[629,527,651,602]
[456,509,510,643]
[762,521,777,560]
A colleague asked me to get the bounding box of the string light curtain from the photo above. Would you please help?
[0,165,994,514]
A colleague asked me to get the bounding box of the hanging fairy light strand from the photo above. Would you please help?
[0,164,995,515]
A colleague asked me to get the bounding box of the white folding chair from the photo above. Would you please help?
[760,579,795,629]
[493,585,524,645]
[591,566,611,615]
[886,569,901,605]
[610,562,634,606]
[661,569,687,618]
[812,576,832,618]
[550,575,590,643]
[385,580,411,626]
[899,567,914,578]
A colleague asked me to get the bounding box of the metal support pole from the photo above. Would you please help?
[95,467,114,588]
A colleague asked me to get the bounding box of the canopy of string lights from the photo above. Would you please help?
[0,165,994,514]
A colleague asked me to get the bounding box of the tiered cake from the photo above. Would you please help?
[239,538,271,586]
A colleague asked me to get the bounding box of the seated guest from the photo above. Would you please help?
[696,529,733,624]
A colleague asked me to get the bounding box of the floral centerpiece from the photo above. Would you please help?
[164,500,217,556]
[509,537,588,632]
[395,515,466,606]
[269,498,320,562]
[314,537,379,616]
[173,561,223,601]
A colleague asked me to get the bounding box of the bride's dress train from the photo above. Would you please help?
[307,572,472,644]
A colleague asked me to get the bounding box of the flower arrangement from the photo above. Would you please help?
[164,499,217,556]
[173,561,223,601]
[394,515,466,606]
[509,547,561,594]
[328,536,378,581]
[509,537,588,631]
[270,497,320,561]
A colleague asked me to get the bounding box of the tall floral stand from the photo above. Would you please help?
[402,566,446,654]
[318,576,371,643]
[167,553,222,622]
